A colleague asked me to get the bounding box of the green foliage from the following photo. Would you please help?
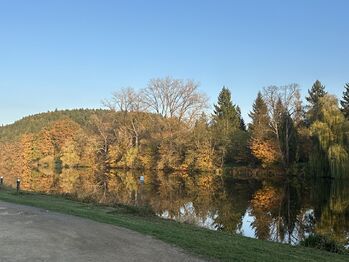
[328,144,349,177]
[236,106,246,131]
[212,87,240,127]
[230,130,251,164]
[309,95,349,177]
[212,87,245,165]
[249,92,270,139]
[306,80,327,123]
[0,109,108,143]
[340,83,349,119]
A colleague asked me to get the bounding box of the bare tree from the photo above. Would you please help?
[263,84,302,166]
[90,114,115,160]
[263,84,301,136]
[279,83,302,117]
[141,77,208,124]
[263,85,281,139]
[103,87,143,112]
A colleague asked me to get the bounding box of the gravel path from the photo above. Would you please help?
[0,201,206,262]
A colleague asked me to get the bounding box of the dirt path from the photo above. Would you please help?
[0,201,206,262]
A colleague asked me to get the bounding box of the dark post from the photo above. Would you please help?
[0,176,3,186]
[16,178,20,193]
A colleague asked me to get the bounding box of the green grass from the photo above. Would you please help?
[0,188,347,262]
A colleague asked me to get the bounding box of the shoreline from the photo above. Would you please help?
[0,187,347,261]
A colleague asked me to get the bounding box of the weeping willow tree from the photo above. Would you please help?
[315,179,349,244]
[309,95,349,177]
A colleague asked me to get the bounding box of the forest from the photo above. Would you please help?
[0,77,349,180]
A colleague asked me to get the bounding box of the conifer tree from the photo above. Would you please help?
[212,87,241,165]
[340,83,349,119]
[248,92,270,138]
[249,92,278,166]
[306,80,327,123]
[212,87,240,128]
[236,106,246,131]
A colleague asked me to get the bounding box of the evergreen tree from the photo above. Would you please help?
[248,92,270,138]
[306,80,327,123]
[340,83,349,119]
[249,92,278,166]
[236,106,246,131]
[212,87,241,165]
[212,87,240,127]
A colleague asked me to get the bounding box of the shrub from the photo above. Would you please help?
[300,234,346,254]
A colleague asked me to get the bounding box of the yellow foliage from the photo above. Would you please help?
[251,185,281,211]
[138,150,153,169]
[250,138,279,167]
[119,147,139,168]
[197,174,214,189]
[61,139,81,167]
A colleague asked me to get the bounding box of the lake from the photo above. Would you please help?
[4,168,349,246]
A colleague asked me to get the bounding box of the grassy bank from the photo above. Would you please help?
[0,188,347,262]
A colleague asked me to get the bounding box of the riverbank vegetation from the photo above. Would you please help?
[1,78,349,253]
[1,78,349,178]
[0,187,347,262]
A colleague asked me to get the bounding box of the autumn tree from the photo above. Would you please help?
[250,185,282,240]
[185,114,215,171]
[90,113,117,170]
[249,92,277,166]
[48,119,82,152]
[156,118,189,171]
[20,133,35,168]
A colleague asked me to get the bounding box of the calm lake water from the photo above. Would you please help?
[6,168,349,246]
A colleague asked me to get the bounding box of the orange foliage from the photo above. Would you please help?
[48,119,82,150]
[250,138,280,167]
[251,185,281,211]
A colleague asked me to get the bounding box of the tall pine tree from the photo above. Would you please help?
[248,92,270,138]
[340,83,349,119]
[212,87,241,165]
[306,80,327,123]
[236,106,246,131]
[212,87,240,132]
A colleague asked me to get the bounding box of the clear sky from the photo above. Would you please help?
[0,0,348,125]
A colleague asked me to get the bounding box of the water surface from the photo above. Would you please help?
[5,168,349,246]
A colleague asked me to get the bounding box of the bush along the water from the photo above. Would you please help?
[300,234,347,254]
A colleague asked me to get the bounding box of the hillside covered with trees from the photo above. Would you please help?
[1,77,349,179]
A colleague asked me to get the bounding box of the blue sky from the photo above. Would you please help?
[0,0,348,125]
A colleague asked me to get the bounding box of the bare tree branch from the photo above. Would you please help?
[140,77,208,124]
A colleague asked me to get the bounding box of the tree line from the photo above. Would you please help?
[0,77,349,178]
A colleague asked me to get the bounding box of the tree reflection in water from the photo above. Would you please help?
[5,167,349,246]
